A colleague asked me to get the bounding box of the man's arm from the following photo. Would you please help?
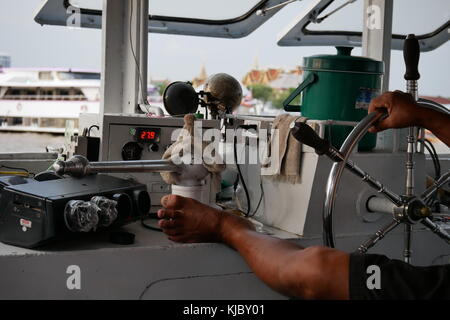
[157,195,350,299]
[368,91,450,146]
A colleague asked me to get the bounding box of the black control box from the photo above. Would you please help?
[0,174,150,248]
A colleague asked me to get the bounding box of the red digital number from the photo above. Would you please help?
[139,130,157,141]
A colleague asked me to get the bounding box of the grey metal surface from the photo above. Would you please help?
[0,221,286,300]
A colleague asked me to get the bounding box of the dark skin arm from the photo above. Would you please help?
[157,195,350,299]
[157,91,447,300]
[368,91,450,147]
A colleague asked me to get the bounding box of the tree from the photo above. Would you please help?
[155,81,170,96]
[248,84,273,104]
[269,88,300,110]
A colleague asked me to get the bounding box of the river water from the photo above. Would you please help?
[0,132,65,153]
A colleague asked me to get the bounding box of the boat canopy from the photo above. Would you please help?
[34,0,449,51]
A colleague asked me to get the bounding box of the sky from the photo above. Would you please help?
[0,0,449,97]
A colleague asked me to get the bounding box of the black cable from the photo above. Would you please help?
[87,125,99,137]
[420,140,439,181]
[129,1,149,110]
[249,180,264,218]
[234,135,251,217]
[424,138,441,178]
[419,138,442,206]
[140,212,163,232]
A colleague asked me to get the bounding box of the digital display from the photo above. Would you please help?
[135,127,161,143]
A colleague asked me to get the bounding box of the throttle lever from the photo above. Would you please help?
[291,111,387,161]
[291,122,343,162]
[403,34,420,81]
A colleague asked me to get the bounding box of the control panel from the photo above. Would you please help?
[79,114,220,212]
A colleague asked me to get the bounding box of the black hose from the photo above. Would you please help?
[234,135,251,217]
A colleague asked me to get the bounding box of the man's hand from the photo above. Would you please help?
[368,90,450,146]
[157,195,254,243]
[368,91,421,133]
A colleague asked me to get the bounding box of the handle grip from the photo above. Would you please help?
[291,122,330,155]
[403,34,420,81]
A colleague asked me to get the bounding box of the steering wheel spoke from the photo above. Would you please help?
[343,158,403,206]
[358,219,401,253]
[421,217,450,244]
[420,170,450,202]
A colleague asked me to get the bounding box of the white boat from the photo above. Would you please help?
[0,68,100,133]
[0,68,164,133]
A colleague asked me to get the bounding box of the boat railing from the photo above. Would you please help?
[1,94,88,101]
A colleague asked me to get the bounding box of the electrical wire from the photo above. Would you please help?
[419,138,441,179]
[0,165,31,177]
[0,171,29,176]
[141,211,163,232]
[234,135,251,217]
[424,138,441,178]
[88,125,99,137]
[250,180,264,218]
[129,1,150,113]
[418,138,442,206]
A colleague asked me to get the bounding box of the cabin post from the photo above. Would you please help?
[362,0,397,151]
[99,0,149,159]
[362,0,393,92]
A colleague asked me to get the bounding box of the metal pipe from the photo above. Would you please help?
[342,157,403,206]
[421,217,450,244]
[417,98,450,116]
[366,196,397,214]
[358,219,401,254]
[53,155,178,178]
[323,111,388,247]
[404,80,418,264]
[420,170,450,201]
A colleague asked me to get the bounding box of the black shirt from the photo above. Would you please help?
[349,253,450,299]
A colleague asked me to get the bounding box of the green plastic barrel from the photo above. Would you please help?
[284,47,384,151]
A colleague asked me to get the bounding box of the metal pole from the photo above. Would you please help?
[53,156,178,177]
[358,219,401,253]
[402,34,421,264]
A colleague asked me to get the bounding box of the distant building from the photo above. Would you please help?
[242,65,302,90]
[0,54,11,68]
[191,64,208,88]
[419,95,450,106]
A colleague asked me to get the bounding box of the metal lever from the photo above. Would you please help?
[403,34,421,82]
[291,119,403,208]
[291,122,342,162]
[53,155,178,178]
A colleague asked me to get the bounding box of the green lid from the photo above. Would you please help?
[194,112,204,119]
[303,47,384,74]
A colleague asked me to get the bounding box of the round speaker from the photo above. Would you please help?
[163,81,199,116]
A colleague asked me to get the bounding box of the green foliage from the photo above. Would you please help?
[248,84,273,103]
[269,88,300,109]
[155,81,170,95]
[248,84,302,110]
